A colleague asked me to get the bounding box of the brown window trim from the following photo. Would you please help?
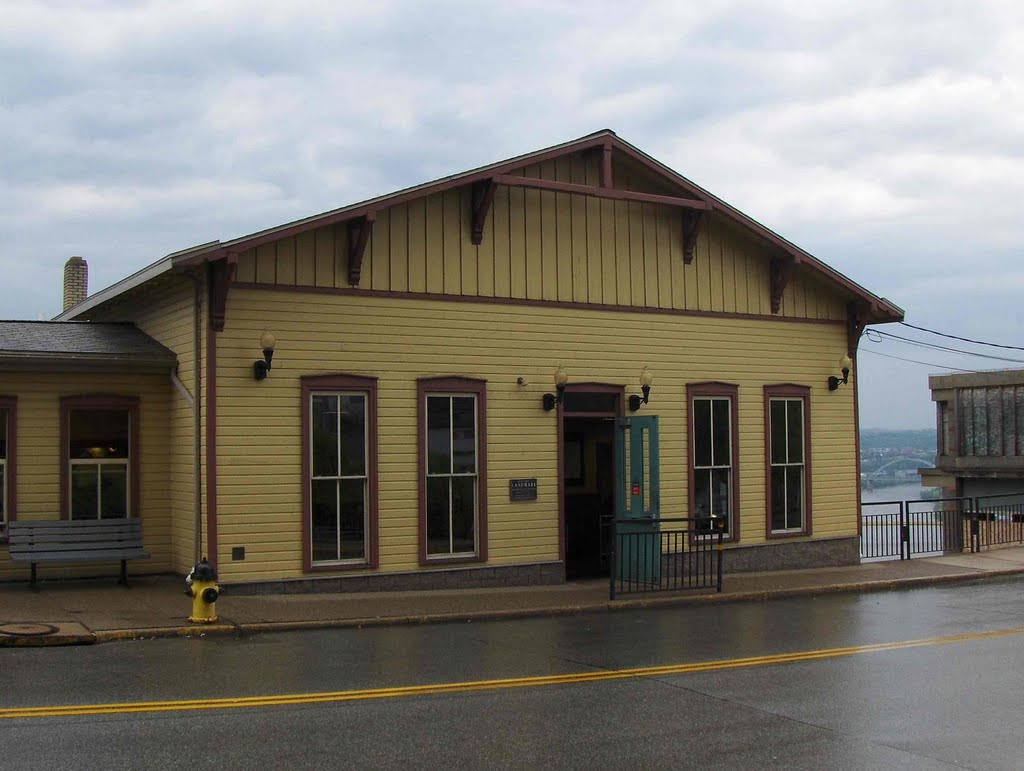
[687,382,740,544]
[764,384,812,540]
[60,395,140,521]
[418,376,488,566]
[300,374,379,573]
[0,395,17,538]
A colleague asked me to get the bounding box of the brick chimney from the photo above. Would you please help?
[63,256,88,311]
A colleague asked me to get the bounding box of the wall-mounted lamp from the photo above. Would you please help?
[628,366,654,411]
[827,353,853,391]
[253,331,277,380]
[542,365,568,411]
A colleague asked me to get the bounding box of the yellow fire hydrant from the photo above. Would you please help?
[185,558,220,623]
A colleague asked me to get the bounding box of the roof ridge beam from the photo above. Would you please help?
[491,174,711,210]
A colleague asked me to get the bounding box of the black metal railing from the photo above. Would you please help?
[610,517,723,599]
[970,494,1024,551]
[860,494,1024,560]
[860,500,906,559]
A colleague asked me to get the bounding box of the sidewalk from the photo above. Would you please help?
[3,546,1024,647]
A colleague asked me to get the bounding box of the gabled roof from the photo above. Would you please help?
[0,321,177,372]
[58,130,903,323]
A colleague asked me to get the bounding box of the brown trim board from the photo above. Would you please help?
[206,302,218,568]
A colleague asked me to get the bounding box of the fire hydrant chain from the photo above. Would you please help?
[185,558,220,623]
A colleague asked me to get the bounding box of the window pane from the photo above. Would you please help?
[711,468,731,526]
[770,400,787,465]
[0,408,6,458]
[562,393,617,413]
[339,480,366,560]
[312,395,339,477]
[339,395,366,477]
[100,465,128,519]
[712,399,731,467]
[70,409,129,459]
[451,397,476,474]
[0,470,5,522]
[71,466,99,520]
[787,400,803,464]
[771,467,787,531]
[311,479,339,562]
[786,467,804,529]
[693,469,711,518]
[693,399,712,467]
[427,397,451,475]
[451,475,476,554]
[426,476,450,554]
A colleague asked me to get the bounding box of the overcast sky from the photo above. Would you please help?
[3,0,1022,430]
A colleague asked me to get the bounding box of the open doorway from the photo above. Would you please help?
[563,416,616,579]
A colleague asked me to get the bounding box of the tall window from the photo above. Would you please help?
[302,375,377,571]
[419,377,487,563]
[765,385,811,537]
[0,397,14,534]
[688,383,738,539]
[61,396,139,520]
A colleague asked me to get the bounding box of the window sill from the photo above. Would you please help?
[766,529,810,540]
[420,553,485,567]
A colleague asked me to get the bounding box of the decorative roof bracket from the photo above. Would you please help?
[471,179,497,246]
[601,142,613,188]
[208,252,238,332]
[769,257,795,314]
[847,301,869,355]
[347,213,376,286]
[682,210,703,264]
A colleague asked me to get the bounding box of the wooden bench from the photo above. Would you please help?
[7,519,150,588]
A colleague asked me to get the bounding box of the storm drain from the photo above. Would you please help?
[0,622,59,637]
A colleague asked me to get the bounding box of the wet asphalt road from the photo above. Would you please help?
[3,577,1024,769]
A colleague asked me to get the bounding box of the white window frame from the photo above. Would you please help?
[769,397,806,533]
[692,395,734,536]
[309,391,370,565]
[68,411,131,521]
[425,393,479,558]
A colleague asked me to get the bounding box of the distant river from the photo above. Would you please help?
[861,481,938,504]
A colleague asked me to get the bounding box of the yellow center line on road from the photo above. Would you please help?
[4,626,1023,720]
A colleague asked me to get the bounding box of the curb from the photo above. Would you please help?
[84,567,1024,645]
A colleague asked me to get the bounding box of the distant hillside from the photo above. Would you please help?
[860,428,935,453]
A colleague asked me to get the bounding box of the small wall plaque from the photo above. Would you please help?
[509,478,538,501]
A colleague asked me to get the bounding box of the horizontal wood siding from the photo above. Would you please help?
[213,288,857,582]
[234,151,848,323]
[0,373,172,580]
[82,274,201,575]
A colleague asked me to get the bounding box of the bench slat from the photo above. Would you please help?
[10,531,144,546]
[13,549,150,563]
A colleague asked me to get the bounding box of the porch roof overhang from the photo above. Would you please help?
[0,321,177,374]
[57,130,904,326]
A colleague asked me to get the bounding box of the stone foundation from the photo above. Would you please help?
[722,536,860,573]
[224,561,564,596]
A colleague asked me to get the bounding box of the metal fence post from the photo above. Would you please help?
[609,519,616,601]
[899,500,909,560]
[716,526,724,592]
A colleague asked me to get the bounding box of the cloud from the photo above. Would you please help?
[2,0,1022,430]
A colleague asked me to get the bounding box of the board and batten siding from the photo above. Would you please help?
[212,287,856,583]
[0,372,172,580]
[233,156,846,322]
[83,273,203,575]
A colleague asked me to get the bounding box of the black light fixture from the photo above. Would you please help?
[542,365,568,411]
[253,331,277,380]
[827,353,853,391]
[628,366,654,411]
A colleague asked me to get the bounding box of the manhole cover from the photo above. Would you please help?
[0,623,59,637]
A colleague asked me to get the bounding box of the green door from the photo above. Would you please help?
[614,415,660,585]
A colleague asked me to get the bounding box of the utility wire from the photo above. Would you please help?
[860,348,976,372]
[898,321,1024,352]
[872,330,1024,365]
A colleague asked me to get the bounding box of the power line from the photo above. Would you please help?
[873,330,1024,365]
[898,321,1024,352]
[860,348,976,372]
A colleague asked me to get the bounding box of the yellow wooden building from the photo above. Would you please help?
[0,131,902,590]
